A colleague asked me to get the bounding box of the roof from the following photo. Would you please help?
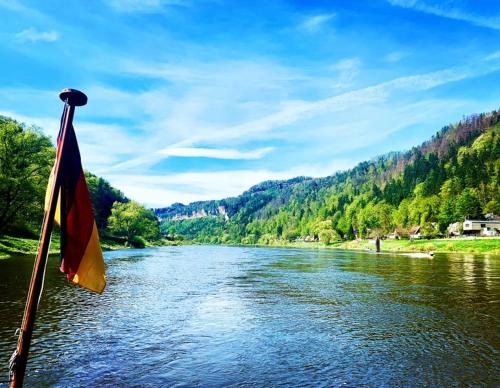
[464,219,500,223]
[409,225,421,234]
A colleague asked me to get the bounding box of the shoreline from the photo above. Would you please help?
[248,237,500,255]
[0,235,177,259]
[2,235,499,259]
[186,237,500,256]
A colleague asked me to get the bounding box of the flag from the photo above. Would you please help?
[45,119,106,294]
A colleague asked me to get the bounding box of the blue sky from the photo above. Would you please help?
[0,0,499,206]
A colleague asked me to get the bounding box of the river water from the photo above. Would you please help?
[0,246,499,386]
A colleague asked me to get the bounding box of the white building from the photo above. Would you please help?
[463,219,500,236]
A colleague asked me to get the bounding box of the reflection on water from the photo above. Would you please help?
[0,246,499,386]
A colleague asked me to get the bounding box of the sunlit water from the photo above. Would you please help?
[1,246,499,386]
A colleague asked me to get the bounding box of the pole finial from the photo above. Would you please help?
[59,88,87,106]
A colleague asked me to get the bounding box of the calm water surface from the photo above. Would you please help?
[0,246,499,386]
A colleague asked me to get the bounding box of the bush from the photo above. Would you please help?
[129,235,146,248]
[445,243,456,251]
[419,243,436,252]
[318,229,339,245]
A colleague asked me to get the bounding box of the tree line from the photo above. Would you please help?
[0,116,160,247]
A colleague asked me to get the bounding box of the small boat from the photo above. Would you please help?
[403,252,434,258]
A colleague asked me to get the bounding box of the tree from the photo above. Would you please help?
[86,172,128,231]
[456,188,481,219]
[312,219,339,244]
[484,199,500,215]
[358,203,379,237]
[107,201,160,246]
[440,177,462,199]
[409,195,440,226]
[393,199,411,228]
[0,118,54,235]
[372,202,395,233]
[438,198,456,231]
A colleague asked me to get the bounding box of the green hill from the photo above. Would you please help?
[157,109,500,244]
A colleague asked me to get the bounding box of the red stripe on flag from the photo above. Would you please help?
[60,170,94,282]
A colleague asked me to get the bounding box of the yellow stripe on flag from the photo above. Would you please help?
[44,167,61,224]
[71,222,106,294]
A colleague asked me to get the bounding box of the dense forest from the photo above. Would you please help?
[158,109,500,244]
[0,116,160,247]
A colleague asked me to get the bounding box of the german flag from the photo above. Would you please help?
[45,117,106,294]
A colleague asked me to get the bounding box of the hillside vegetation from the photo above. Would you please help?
[158,110,500,246]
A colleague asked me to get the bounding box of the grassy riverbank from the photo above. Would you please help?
[165,237,500,255]
[0,235,177,259]
[0,235,123,259]
[282,237,500,255]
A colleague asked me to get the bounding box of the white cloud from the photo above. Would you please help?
[485,51,500,61]
[109,146,274,171]
[0,0,42,16]
[158,146,274,159]
[331,58,360,72]
[120,58,307,86]
[329,58,361,88]
[16,28,59,43]
[299,98,472,156]
[385,51,407,63]
[168,65,493,147]
[65,62,499,178]
[107,0,188,12]
[300,13,336,33]
[387,0,500,30]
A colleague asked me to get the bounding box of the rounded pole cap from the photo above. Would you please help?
[59,88,88,106]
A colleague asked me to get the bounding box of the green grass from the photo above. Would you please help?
[333,237,500,255]
[0,234,178,259]
[0,234,60,257]
[0,234,131,258]
[247,237,500,255]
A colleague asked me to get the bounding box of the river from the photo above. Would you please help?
[0,246,499,386]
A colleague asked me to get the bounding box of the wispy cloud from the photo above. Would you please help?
[86,61,499,179]
[1,59,497,194]
[169,65,494,147]
[16,28,59,43]
[485,51,500,61]
[110,146,274,171]
[384,51,407,63]
[0,0,40,16]
[387,0,500,30]
[107,0,188,13]
[300,13,335,33]
[120,58,307,85]
[330,58,361,88]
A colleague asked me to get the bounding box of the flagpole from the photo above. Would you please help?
[9,89,88,388]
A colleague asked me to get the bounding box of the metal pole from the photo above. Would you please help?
[9,89,87,388]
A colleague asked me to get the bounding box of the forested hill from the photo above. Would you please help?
[157,109,500,243]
